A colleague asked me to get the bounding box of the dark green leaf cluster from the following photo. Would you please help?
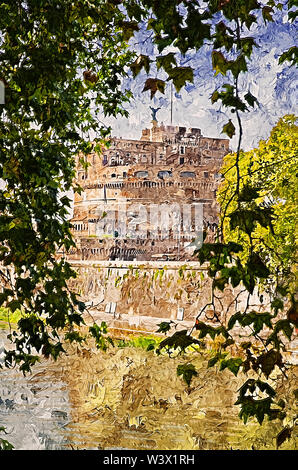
[279,46,298,66]
[0,426,14,450]
[122,0,292,137]
[235,379,286,425]
[156,321,174,334]
[177,363,198,387]
[0,0,134,369]
[0,3,296,443]
[208,353,243,377]
[228,311,273,335]
[195,321,229,340]
[156,330,200,356]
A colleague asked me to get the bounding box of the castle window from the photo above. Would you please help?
[204,171,209,178]
[180,146,185,154]
[158,170,172,179]
[180,171,196,178]
[123,171,127,178]
[179,157,184,165]
[111,173,116,178]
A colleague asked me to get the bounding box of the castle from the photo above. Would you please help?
[68,119,230,262]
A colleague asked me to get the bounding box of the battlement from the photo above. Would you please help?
[140,122,204,143]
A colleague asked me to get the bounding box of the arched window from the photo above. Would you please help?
[158,170,172,179]
[134,171,148,178]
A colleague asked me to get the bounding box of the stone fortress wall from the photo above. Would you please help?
[68,260,267,336]
[68,261,297,364]
[66,121,230,262]
[59,120,273,340]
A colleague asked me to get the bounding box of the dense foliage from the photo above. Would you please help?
[0,0,297,437]
[218,115,297,290]
[0,0,134,372]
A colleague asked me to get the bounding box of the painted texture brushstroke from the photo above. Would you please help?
[103,5,297,150]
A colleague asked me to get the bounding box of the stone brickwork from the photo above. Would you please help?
[66,121,230,262]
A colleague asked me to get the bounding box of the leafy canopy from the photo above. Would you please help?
[218,115,298,290]
[0,0,133,371]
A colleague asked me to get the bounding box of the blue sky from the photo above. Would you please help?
[104,4,297,151]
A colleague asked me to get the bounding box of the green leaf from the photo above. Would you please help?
[229,54,248,77]
[89,321,111,351]
[271,298,284,315]
[266,319,293,348]
[64,331,85,344]
[228,311,273,335]
[156,330,200,354]
[244,91,259,108]
[156,53,177,73]
[130,55,151,78]
[212,51,229,76]
[229,207,274,234]
[195,321,229,340]
[262,6,274,23]
[142,78,166,98]
[7,300,21,313]
[207,352,226,368]
[211,90,220,104]
[255,349,283,378]
[0,437,14,450]
[246,253,270,279]
[278,47,298,66]
[177,363,198,387]
[235,379,277,424]
[120,21,139,41]
[167,66,194,92]
[219,357,243,376]
[156,321,172,334]
[237,396,272,424]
